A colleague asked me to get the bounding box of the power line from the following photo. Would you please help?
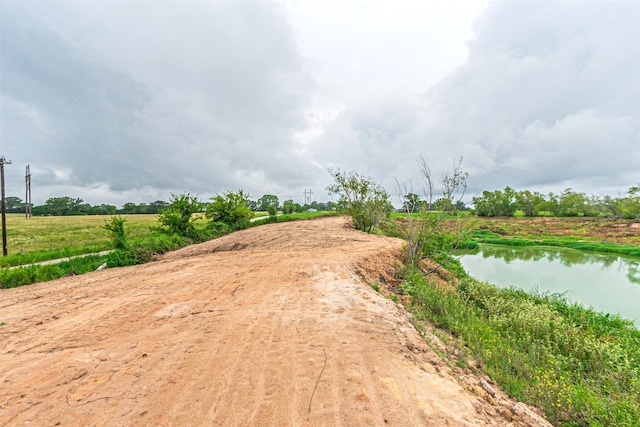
[6,157,141,183]
[303,189,313,205]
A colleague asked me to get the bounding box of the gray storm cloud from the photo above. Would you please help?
[1,1,312,204]
[1,0,637,206]
[433,1,640,195]
[307,1,639,197]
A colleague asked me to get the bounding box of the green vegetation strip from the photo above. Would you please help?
[470,230,640,257]
[0,255,109,289]
[401,268,640,427]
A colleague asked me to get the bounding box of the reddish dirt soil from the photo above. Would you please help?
[0,217,551,426]
[470,216,640,245]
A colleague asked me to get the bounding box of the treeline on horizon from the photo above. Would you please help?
[4,183,640,219]
[472,185,640,219]
[2,194,337,217]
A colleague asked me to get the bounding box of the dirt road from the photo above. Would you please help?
[0,217,551,426]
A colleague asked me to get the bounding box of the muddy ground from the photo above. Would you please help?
[470,216,640,245]
[1,217,551,426]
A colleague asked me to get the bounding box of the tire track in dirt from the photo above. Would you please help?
[0,217,551,426]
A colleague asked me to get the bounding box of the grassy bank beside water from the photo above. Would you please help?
[401,267,640,426]
[470,229,640,257]
[394,216,640,426]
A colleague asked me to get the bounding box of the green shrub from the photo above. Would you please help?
[104,216,129,250]
[158,192,203,239]
[327,168,391,233]
[205,190,253,231]
[34,264,63,282]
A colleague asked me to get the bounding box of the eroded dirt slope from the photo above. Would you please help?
[0,217,551,426]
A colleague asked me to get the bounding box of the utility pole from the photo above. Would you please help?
[25,165,32,219]
[303,189,313,206]
[1,157,12,256]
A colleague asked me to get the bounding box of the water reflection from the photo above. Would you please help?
[476,245,640,285]
[460,245,640,326]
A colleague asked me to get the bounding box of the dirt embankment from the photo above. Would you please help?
[0,217,551,426]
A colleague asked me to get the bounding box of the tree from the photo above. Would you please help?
[257,194,279,212]
[558,188,590,217]
[157,193,202,239]
[621,184,640,218]
[98,204,117,215]
[282,199,297,214]
[598,185,640,219]
[472,187,517,217]
[43,197,83,216]
[454,200,467,211]
[120,202,139,214]
[535,192,560,216]
[205,190,253,232]
[327,168,391,233]
[402,193,422,212]
[266,203,278,217]
[5,196,24,213]
[434,198,453,211]
[395,156,468,265]
[148,200,169,214]
[595,195,623,219]
[515,190,541,217]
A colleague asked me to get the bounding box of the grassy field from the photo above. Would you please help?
[2,214,160,267]
[468,216,640,246]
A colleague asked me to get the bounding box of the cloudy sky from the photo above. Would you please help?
[1,0,638,207]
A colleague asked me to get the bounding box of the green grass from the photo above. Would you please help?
[0,214,186,288]
[2,214,159,267]
[0,254,110,289]
[400,268,640,427]
[470,230,640,257]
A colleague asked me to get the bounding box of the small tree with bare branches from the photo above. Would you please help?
[395,156,469,270]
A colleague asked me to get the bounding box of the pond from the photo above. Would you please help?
[459,244,640,327]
